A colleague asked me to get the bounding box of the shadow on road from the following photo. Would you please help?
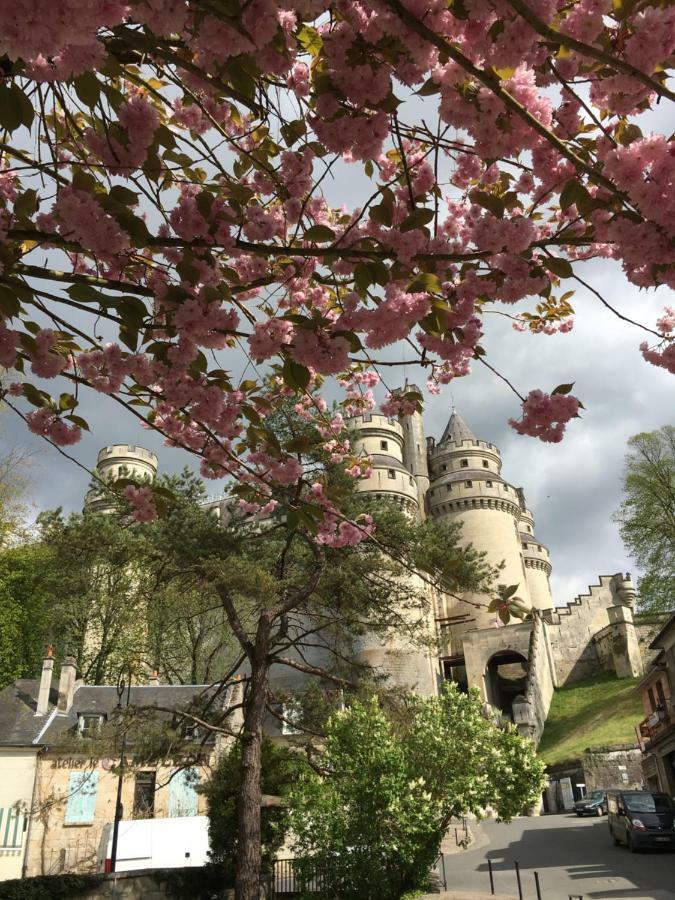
[469,815,674,898]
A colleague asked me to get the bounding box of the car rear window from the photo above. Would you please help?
[623,793,673,813]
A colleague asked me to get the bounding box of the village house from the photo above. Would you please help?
[635,611,675,794]
[0,648,238,880]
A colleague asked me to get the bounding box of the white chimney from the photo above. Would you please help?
[57,655,77,714]
[148,669,160,687]
[36,646,55,716]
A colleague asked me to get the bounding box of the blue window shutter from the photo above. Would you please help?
[65,771,99,824]
[168,768,198,818]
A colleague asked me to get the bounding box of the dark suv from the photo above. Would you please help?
[574,790,607,817]
[607,790,675,851]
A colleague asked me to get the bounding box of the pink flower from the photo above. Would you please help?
[123,485,158,523]
[26,408,81,445]
[509,390,581,443]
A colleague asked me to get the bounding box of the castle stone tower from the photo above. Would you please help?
[399,382,430,518]
[85,444,158,513]
[518,502,553,611]
[349,413,421,519]
[347,412,438,695]
[427,411,546,632]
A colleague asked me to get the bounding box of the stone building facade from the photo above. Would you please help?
[635,612,675,794]
[343,398,645,747]
[0,653,239,880]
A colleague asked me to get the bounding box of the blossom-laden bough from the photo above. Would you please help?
[0,0,674,542]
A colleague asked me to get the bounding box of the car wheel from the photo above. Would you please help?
[612,831,621,846]
[596,807,603,817]
[576,812,582,817]
[627,834,638,853]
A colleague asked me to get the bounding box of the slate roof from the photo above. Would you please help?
[0,679,227,747]
[440,410,477,446]
[436,469,504,484]
[369,454,410,473]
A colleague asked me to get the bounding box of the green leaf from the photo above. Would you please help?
[58,393,77,411]
[614,120,642,147]
[280,119,306,147]
[74,73,101,108]
[0,84,24,132]
[500,584,519,600]
[400,207,435,233]
[407,273,441,294]
[22,383,48,408]
[67,284,105,303]
[0,284,21,317]
[469,189,504,219]
[552,382,575,395]
[297,25,323,56]
[369,203,393,228]
[13,189,38,220]
[108,185,139,207]
[282,357,310,391]
[542,256,573,279]
[498,607,510,624]
[416,78,441,97]
[66,414,90,431]
[303,225,336,243]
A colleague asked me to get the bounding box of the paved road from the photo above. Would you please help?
[439,813,675,900]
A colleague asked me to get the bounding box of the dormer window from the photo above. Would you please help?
[380,440,389,451]
[460,459,468,468]
[78,713,105,736]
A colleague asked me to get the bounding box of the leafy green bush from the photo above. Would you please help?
[0,873,103,899]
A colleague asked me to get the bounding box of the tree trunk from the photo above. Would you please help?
[235,616,271,900]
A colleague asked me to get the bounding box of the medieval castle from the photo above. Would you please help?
[89,392,646,746]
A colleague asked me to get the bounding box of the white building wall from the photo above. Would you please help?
[0,749,39,881]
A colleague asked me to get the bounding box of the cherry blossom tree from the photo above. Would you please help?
[1,1,674,896]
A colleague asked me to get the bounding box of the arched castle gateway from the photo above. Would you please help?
[88,402,645,745]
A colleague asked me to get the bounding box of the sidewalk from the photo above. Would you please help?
[422,893,517,899]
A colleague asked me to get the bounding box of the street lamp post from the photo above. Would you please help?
[109,663,132,873]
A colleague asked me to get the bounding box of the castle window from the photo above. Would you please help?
[442,464,447,471]
[522,542,527,549]
[504,485,509,491]
[465,480,472,488]
[486,480,493,487]
[482,460,489,468]
[388,469,395,479]
[460,459,468,468]
[380,440,389,451]
[537,545,542,551]
[409,477,414,486]
[446,484,452,492]
[527,525,531,532]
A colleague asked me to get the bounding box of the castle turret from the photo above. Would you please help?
[428,410,532,631]
[85,444,158,513]
[348,413,420,518]
[347,412,437,695]
[518,506,553,611]
[399,382,430,519]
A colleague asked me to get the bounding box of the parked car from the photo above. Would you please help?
[606,790,675,852]
[574,790,607,817]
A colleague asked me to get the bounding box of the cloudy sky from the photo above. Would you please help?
[3,250,671,607]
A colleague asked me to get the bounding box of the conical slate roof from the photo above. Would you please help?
[440,410,477,445]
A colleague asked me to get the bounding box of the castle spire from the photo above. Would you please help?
[440,409,477,445]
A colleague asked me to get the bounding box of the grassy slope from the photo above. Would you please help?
[538,672,643,766]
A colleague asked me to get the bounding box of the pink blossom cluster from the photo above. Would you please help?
[29,329,68,379]
[42,187,130,259]
[123,485,158,523]
[26,408,81,445]
[509,390,581,443]
[86,95,159,173]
